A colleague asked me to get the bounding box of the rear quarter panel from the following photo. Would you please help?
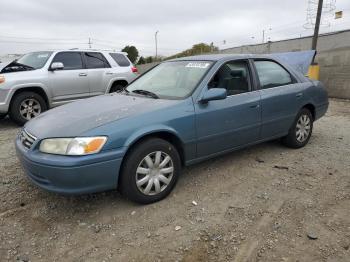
[299,80,329,120]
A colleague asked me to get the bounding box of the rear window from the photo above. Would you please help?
[85,52,110,69]
[254,60,293,89]
[109,53,131,67]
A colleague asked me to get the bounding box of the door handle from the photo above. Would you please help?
[296,93,303,98]
[79,73,87,77]
[249,104,260,109]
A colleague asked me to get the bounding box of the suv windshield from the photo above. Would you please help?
[126,61,213,99]
[16,51,53,69]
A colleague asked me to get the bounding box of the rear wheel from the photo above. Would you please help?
[110,82,127,93]
[9,92,47,126]
[0,113,7,120]
[119,138,181,204]
[282,108,313,148]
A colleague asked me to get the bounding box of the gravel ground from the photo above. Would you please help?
[0,99,349,262]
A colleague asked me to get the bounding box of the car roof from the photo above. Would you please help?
[168,53,274,62]
[54,49,125,53]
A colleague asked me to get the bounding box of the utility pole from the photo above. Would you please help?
[262,30,265,44]
[88,37,92,49]
[311,0,323,51]
[262,28,272,43]
[155,31,159,61]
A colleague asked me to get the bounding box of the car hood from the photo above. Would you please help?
[25,94,179,138]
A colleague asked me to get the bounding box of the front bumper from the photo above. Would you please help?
[0,88,11,113]
[15,137,126,195]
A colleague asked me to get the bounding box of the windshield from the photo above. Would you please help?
[126,61,213,99]
[16,51,53,69]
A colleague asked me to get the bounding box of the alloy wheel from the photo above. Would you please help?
[19,98,41,120]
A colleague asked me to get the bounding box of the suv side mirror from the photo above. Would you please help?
[50,62,64,71]
[199,88,227,103]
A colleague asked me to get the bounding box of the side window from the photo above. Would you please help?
[109,53,131,67]
[208,60,251,96]
[254,60,293,89]
[52,52,83,70]
[85,52,110,69]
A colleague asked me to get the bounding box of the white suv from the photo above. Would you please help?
[0,49,138,125]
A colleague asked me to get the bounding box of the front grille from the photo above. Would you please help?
[19,129,37,150]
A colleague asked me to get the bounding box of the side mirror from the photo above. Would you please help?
[50,62,64,71]
[199,88,227,103]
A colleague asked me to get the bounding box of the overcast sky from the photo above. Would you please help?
[0,0,349,57]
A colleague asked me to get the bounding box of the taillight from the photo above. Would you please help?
[131,66,138,73]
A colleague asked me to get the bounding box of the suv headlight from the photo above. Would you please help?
[0,75,5,84]
[39,137,107,155]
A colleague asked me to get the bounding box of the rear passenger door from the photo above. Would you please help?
[49,52,90,103]
[253,59,302,139]
[83,52,111,96]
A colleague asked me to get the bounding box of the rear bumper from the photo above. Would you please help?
[15,137,125,195]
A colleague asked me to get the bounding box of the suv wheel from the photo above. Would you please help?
[119,138,181,204]
[110,83,127,93]
[9,92,47,126]
[282,108,313,148]
[0,113,7,120]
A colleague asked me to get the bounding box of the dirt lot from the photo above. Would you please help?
[0,99,349,262]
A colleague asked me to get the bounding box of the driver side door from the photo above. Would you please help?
[194,60,261,158]
[48,52,90,105]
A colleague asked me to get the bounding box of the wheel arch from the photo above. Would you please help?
[125,129,185,165]
[108,79,129,93]
[10,86,50,108]
[301,103,316,120]
[118,129,186,186]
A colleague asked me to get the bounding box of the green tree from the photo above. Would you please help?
[165,43,219,60]
[137,56,146,65]
[121,45,139,63]
[145,56,153,63]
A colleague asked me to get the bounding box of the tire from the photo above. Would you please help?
[119,138,181,204]
[110,83,127,93]
[282,108,313,148]
[0,113,7,120]
[9,92,47,126]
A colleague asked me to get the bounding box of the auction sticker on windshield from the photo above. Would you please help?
[185,62,210,68]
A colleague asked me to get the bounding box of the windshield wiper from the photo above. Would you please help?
[132,89,159,99]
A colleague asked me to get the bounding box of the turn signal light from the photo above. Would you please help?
[0,75,5,84]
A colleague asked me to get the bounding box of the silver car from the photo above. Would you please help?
[0,49,138,125]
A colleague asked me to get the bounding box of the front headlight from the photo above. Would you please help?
[39,137,107,155]
[0,75,5,84]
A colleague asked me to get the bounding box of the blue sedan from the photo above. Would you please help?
[15,54,329,204]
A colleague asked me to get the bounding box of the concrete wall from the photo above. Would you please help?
[137,30,350,99]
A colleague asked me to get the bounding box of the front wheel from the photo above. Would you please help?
[0,113,7,120]
[119,138,181,204]
[282,108,313,148]
[110,83,126,93]
[9,92,47,126]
